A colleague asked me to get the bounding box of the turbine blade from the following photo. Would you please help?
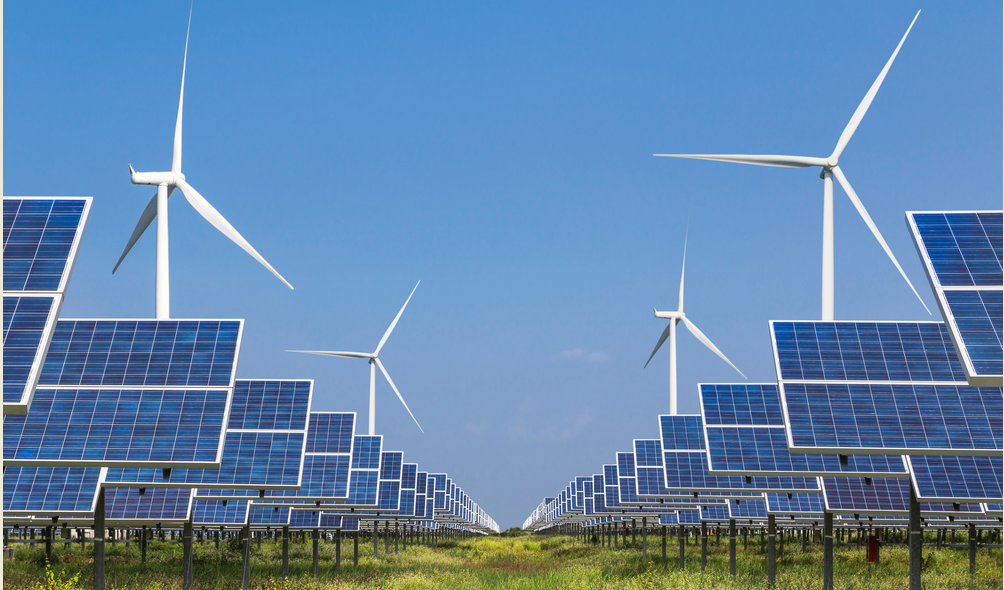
[175,178,294,289]
[375,358,423,433]
[680,317,747,379]
[830,11,920,161]
[644,323,673,369]
[654,154,826,168]
[173,2,194,174]
[286,350,373,359]
[112,189,171,274]
[678,229,688,313]
[374,281,420,355]
[831,166,931,314]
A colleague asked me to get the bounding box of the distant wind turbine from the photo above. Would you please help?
[655,11,929,321]
[645,235,745,415]
[113,3,293,319]
[288,282,424,436]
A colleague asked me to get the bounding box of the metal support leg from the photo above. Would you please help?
[642,517,648,559]
[969,523,977,580]
[661,525,667,566]
[909,485,921,590]
[730,518,736,577]
[353,532,359,566]
[768,514,776,587]
[282,525,289,578]
[823,512,833,590]
[241,524,250,590]
[335,529,341,569]
[94,488,105,590]
[701,521,708,572]
[374,525,379,558]
[183,520,193,590]
[679,524,685,571]
[312,529,319,577]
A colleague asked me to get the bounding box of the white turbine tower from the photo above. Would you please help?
[644,236,745,415]
[288,282,424,436]
[655,11,929,321]
[113,5,293,319]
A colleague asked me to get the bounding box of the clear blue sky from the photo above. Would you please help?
[5,1,1001,529]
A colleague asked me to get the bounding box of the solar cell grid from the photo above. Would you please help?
[634,440,663,467]
[380,452,403,481]
[3,197,90,293]
[700,384,784,426]
[4,388,231,467]
[617,453,635,478]
[764,493,824,515]
[250,505,289,526]
[943,290,1003,378]
[660,415,705,451]
[402,464,417,490]
[823,477,986,516]
[664,450,821,493]
[729,498,768,519]
[39,320,242,388]
[305,413,354,454]
[267,454,350,499]
[193,500,249,525]
[907,455,1003,502]
[105,486,192,523]
[351,436,381,469]
[3,466,101,515]
[3,295,61,408]
[228,380,311,430]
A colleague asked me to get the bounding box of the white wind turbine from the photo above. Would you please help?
[644,236,745,415]
[113,5,293,319]
[288,282,424,436]
[655,11,929,321]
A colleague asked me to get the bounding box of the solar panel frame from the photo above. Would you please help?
[103,485,194,526]
[906,455,1004,503]
[822,476,987,517]
[3,197,92,295]
[3,465,103,516]
[907,211,1003,387]
[3,294,63,413]
[192,499,251,526]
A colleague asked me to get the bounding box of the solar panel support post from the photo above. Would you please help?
[969,523,976,579]
[182,519,193,590]
[395,522,399,554]
[335,529,341,569]
[823,512,833,590]
[93,487,105,590]
[632,519,637,550]
[312,528,319,577]
[373,524,379,558]
[678,524,685,570]
[730,518,737,577]
[701,521,708,572]
[662,525,667,565]
[642,517,648,559]
[385,520,390,555]
[282,525,289,578]
[768,514,776,586]
[241,524,250,590]
[909,484,921,590]
[45,526,52,564]
[353,532,359,567]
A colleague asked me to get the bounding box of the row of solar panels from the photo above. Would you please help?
[523,210,1003,531]
[3,197,499,535]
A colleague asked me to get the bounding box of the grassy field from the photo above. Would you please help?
[3,532,1001,589]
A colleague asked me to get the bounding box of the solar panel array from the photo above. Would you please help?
[907,211,1003,386]
[3,197,92,414]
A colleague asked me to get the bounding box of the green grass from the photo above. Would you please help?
[3,533,1001,589]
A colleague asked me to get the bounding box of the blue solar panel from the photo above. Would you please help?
[771,321,965,383]
[351,436,381,469]
[4,295,61,409]
[823,477,986,516]
[416,472,428,495]
[729,498,767,519]
[781,383,1002,454]
[229,380,311,430]
[617,452,636,478]
[661,415,705,451]
[634,440,663,467]
[250,505,289,526]
[764,493,824,515]
[701,504,730,522]
[664,450,821,493]
[679,509,702,525]
[305,413,354,453]
[378,480,401,511]
[942,290,1003,378]
[105,487,192,522]
[402,464,417,490]
[267,455,350,499]
[908,212,1003,387]
[701,384,784,426]
[3,197,90,293]
[4,388,230,467]
[289,510,320,528]
[192,500,249,525]
[637,467,667,497]
[39,320,242,388]
[908,455,1003,502]
[399,489,416,516]
[319,514,360,530]
[3,466,100,515]
[348,471,379,505]
[985,503,1003,517]
[380,452,403,481]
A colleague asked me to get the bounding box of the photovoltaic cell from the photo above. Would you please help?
[250,505,289,526]
[701,384,784,426]
[3,466,101,515]
[3,197,91,293]
[729,498,767,519]
[4,295,61,408]
[263,455,350,500]
[781,383,1001,455]
[39,320,242,388]
[305,413,354,454]
[402,464,417,490]
[701,504,730,522]
[105,487,192,523]
[764,493,824,516]
[664,451,820,493]
[192,500,249,525]
[823,477,985,517]
[660,415,705,451]
[907,211,1002,386]
[907,455,1003,503]
[351,436,381,469]
[228,380,311,430]
[4,388,230,467]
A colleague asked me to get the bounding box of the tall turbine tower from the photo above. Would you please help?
[289,282,424,435]
[645,236,745,414]
[114,5,293,318]
[655,11,929,321]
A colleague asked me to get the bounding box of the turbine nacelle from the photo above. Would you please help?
[653,309,683,320]
[128,165,184,187]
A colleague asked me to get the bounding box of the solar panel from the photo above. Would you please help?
[701,383,909,477]
[319,514,360,531]
[907,211,1003,387]
[906,455,1003,503]
[3,466,101,516]
[104,379,311,490]
[3,197,92,292]
[192,500,250,526]
[39,319,243,388]
[4,388,231,467]
[822,477,986,517]
[377,451,403,511]
[764,493,824,516]
[728,498,768,520]
[701,504,730,522]
[249,505,289,526]
[771,321,1003,455]
[104,486,193,524]
[984,503,1003,518]
[4,295,62,412]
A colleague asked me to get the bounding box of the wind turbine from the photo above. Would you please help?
[113,4,293,319]
[644,236,745,415]
[288,282,424,436]
[655,11,929,321]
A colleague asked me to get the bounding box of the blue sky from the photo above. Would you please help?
[5,1,1001,529]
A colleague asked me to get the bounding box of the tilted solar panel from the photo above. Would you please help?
[907,211,1003,386]
[3,295,62,411]
[822,477,986,517]
[104,486,192,524]
[192,500,250,526]
[3,466,102,516]
[771,321,1003,455]
[728,498,768,519]
[907,455,1003,503]
[229,380,311,430]
[764,493,824,516]
[250,505,289,526]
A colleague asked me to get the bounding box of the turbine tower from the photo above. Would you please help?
[113,4,293,319]
[655,11,929,321]
[289,282,424,436]
[645,236,745,414]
